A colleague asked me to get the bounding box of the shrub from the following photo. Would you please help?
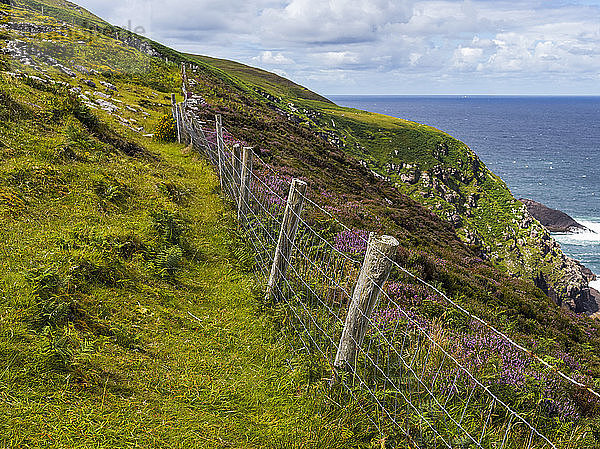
[153,113,176,142]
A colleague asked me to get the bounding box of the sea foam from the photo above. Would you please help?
[553,219,600,246]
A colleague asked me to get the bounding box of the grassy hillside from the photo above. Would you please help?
[3,0,600,446]
[182,52,600,372]
[192,55,333,104]
[181,61,600,444]
[0,4,383,447]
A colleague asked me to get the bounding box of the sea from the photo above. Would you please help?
[330,95,600,288]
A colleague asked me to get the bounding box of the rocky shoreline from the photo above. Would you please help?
[520,198,589,233]
[520,198,600,316]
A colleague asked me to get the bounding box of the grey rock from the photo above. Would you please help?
[57,65,75,77]
[520,198,589,233]
[73,65,90,75]
[99,80,117,91]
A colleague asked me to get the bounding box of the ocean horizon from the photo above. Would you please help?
[331,95,600,277]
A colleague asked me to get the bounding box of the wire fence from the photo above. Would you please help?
[174,68,600,448]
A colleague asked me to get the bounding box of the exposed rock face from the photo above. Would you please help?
[118,34,161,58]
[582,266,597,282]
[520,198,588,233]
[588,289,600,319]
[381,142,593,314]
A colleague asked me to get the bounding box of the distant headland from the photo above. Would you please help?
[520,198,590,233]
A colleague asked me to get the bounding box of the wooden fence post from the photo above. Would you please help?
[266,178,308,303]
[232,144,242,202]
[215,115,225,191]
[334,233,399,371]
[181,64,188,108]
[171,93,181,144]
[170,93,177,122]
[177,103,187,144]
[237,147,253,222]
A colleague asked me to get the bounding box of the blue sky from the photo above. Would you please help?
[77,0,600,95]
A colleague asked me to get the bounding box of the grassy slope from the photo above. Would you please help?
[192,54,333,104]
[3,0,600,445]
[0,4,379,447]
[182,58,600,443]
[196,56,588,309]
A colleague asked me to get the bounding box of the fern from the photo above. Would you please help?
[37,297,73,328]
[230,243,255,272]
[151,210,188,246]
[155,245,183,278]
[40,329,75,372]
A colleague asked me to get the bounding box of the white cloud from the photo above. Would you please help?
[252,51,294,65]
[453,46,484,69]
[75,0,600,94]
[259,0,414,45]
[314,51,360,67]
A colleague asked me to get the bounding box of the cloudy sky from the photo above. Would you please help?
[77,0,600,95]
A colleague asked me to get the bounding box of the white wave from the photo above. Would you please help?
[590,280,600,291]
[553,219,600,246]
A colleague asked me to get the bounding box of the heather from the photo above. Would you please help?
[186,56,600,436]
[213,120,600,444]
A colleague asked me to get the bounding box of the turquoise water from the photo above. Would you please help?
[330,96,600,277]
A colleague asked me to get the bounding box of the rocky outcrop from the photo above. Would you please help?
[380,140,593,314]
[588,289,600,318]
[117,34,161,58]
[520,198,588,233]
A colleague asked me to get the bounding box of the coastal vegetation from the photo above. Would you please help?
[194,55,591,313]
[1,0,600,446]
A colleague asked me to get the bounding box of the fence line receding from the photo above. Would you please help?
[172,67,600,448]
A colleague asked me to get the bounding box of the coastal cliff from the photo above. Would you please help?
[5,1,600,445]
[211,85,593,312]
[190,56,592,312]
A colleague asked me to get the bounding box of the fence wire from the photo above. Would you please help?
[176,82,599,448]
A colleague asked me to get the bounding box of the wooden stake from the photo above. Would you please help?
[334,233,399,371]
[232,144,242,202]
[178,103,187,144]
[237,147,253,222]
[215,115,224,191]
[266,178,308,303]
[176,103,182,144]
[170,94,181,143]
[170,93,176,120]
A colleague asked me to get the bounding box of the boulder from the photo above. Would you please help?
[520,198,588,233]
[99,80,117,91]
[74,65,90,75]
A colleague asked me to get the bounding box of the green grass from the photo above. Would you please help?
[0,148,368,447]
[191,55,333,104]
[3,1,600,446]
[0,37,380,448]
